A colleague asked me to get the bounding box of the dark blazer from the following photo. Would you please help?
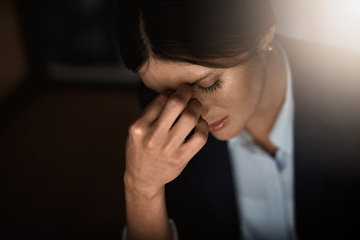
[138,35,360,240]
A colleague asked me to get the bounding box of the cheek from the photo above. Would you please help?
[222,77,259,112]
[223,70,266,121]
[211,83,264,140]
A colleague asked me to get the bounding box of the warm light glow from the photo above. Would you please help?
[271,0,360,50]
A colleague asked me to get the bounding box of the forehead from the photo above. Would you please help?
[138,57,215,92]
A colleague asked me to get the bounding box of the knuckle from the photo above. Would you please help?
[143,132,160,150]
[168,153,186,168]
[162,143,184,164]
[177,147,196,164]
[129,120,146,137]
[143,137,154,149]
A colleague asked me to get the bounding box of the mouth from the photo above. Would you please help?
[208,116,230,132]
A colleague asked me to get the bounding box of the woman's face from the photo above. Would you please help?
[138,56,267,141]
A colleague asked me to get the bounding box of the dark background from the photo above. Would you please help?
[1,0,360,239]
[1,0,141,238]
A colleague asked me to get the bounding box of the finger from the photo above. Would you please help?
[155,84,194,131]
[180,117,209,160]
[140,91,173,123]
[168,98,203,147]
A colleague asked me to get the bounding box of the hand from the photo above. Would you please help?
[124,84,209,199]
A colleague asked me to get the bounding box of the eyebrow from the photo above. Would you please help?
[191,71,213,85]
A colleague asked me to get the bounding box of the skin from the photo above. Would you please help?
[124,35,287,240]
[141,54,269,141]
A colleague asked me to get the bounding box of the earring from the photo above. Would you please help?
[267,44,273,51]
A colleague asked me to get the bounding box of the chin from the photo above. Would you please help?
[210,128,241,141]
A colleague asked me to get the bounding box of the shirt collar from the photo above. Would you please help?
[230,41,294,154]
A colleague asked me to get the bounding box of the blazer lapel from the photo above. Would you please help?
[185,133,240,238]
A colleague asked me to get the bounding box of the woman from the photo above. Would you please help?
[117,0,360,239]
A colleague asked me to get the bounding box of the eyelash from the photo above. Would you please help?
[198,79,222,93]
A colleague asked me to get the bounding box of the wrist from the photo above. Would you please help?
[124,171,165,200]
[124,174,170,240]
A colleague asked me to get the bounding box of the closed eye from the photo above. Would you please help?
[198,79,222,93]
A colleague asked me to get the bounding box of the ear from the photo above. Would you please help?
[260,25,276,51]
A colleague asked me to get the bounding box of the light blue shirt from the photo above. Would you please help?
[227,42,296,240]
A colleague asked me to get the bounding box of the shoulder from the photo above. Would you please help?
[277,34,360,143]
[277,35,360,238]
[278,34,360,186]
[277,34,360,165]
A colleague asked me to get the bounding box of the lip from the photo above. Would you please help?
[208,116,230,132]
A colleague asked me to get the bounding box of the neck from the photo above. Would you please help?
[245,42,287,154]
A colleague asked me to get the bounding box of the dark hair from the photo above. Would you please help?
[116,0,275,72]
